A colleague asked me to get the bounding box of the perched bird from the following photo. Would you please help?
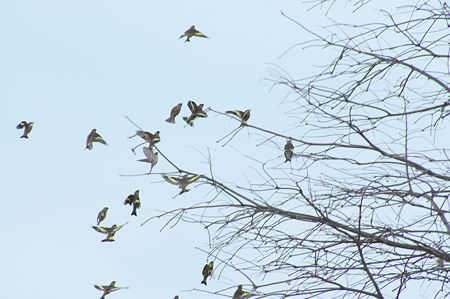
[86,129,108,150]
[226,109,251,125]
[94,281,128,299]
[16,121,34,138]
[123,190,141,216]
[183,101,208,127]
[96,207,109,225]
[179,25,208,42]
[284,139,294,163]
[165,103,183,123]
[163,174,201,194]
[232,285,252,299]
[92,223,127,242]
[201,261,214,285]
[137,146,158,172]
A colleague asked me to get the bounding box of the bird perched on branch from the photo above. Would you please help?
[94,281,128,299]
[96,207,109,225]
[179,25,208,42]
[232,285,253,299]
[92,223,127,242]
[123,190,141,216]
[226,109,251,125]
[163,174,201,194]
[284,139,294,163]
[201,261,214,285]
[16,121,34,138]
[137,146,158,172]
[86,129,108,150]
[165,103,183,124]
[183,101,207,127]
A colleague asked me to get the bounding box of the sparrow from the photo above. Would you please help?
[183,101,207,127]
[86,129,108,150]
[94,281,128,299]
[165,103,183,124]
[96,207,109,225]
[284,139,294,163]
[92,223,127,242]
[123,190,141,216]
[162,174,201,194]
[179,25,208,42]
[201,261,214,285]
[16,121,34,138]
[225,109,251,125]
[232,285,252,299]
[137,146,158,172]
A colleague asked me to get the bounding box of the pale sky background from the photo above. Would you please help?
[1,1,422,299]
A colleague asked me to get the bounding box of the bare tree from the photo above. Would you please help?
[140,1,450,298]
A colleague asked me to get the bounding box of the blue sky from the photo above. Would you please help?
[1,1,417,299]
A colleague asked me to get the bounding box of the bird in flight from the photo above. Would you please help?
[94,281,128,299]
[163,174,201,194]
[165,103,183,124]
[86,129,107,150]
[226,109,251,125]
[179,25,208,42]
[201,261,214,285]
[232,285,253,299]
[183,101,208,127]
[137,146,158,173]
[123,190,141,216]
[96,207,109,225]
[16,121,34,138]
[92,223,127,242]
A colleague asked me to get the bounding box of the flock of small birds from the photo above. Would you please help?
[15,26,295,299]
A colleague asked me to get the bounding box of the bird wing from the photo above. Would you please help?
[187,175,201,183]
[194,31,208,38]
[187,101,198,113]
[92,226,108,234]
[93,133,107,145]
[163,175,182,185]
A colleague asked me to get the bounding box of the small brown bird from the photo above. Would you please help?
[226,109,251,125]
[163,174,201,194]
[92,223,127,242]
[137,146,158,172]
[183,101,208,127]
[94,281,128,299]
[232,285,252,299]
[86,129,108,150]
[201,261,214,285]
[165,103,183,123]
[96,207,109,225]
[179,25,208,42]
[284,139,294,162]
[16,121,34,138]
[123,190,141,216]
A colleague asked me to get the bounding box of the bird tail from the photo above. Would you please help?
[201,280,207,285]
[101,238,115,242]
[165,117,175,123]
[183,117,194,127]
[20,135,28,139]
[131,209,137,216]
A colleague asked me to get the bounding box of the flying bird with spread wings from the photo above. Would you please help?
[179,25,208,42]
